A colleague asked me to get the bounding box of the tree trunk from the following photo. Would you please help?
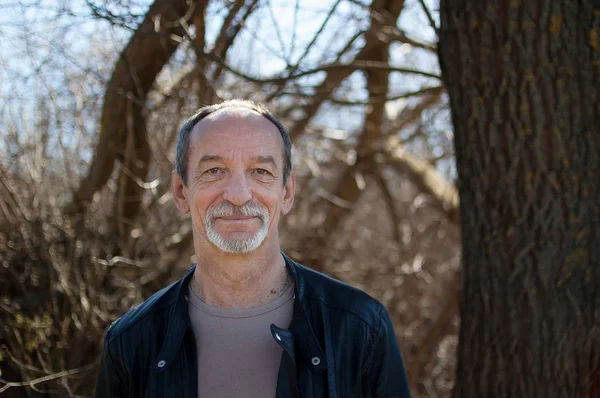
[439,1,600,396]
[70,0,200,241]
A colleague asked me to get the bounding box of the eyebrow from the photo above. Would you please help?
[196,155,224,167]
[196,155,277,168]
[250,155,277,166]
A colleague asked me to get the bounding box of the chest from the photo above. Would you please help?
[194,320,285,397]
[144,332,366,398]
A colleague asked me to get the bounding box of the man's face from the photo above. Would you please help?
[172,108,294,254]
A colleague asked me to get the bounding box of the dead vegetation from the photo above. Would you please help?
[0,0,459,396]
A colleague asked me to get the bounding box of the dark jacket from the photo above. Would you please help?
[95,254,411,397]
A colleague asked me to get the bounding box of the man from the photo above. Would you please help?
[95,100,411,397]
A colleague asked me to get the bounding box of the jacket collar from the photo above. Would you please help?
[155,253,327,373]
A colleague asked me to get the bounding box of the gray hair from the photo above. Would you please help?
[175,99,292,186]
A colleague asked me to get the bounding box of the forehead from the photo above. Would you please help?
[190,107,283,151]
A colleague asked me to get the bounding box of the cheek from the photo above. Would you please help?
[267,195,285,221]
[189,193,211,224]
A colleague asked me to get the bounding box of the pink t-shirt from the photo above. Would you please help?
[187,282,295,398]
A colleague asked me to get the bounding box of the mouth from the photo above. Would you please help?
[217,216,259,221]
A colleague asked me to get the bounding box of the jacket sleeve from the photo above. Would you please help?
[95,327,129,397]
[364,304,411,397]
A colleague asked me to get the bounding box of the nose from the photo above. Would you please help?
[222,172,252,206]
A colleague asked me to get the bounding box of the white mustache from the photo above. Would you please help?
[206,202,268,222]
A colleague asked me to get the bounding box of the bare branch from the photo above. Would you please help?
[0,361,97,394]
[191,45,442,86]
[68,0,198,231]
[266,0,288,62]
[211,0,260,83]
[416,0,439,36]
[373,169,402,243]
[264,0,344,103]
[280,85,442,106]
[385,87,444,135]
[280,61,441,82]
[390,29,437,52]
[212,0,245,56]
[386,146,459,224]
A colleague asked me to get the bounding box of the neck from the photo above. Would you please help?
[191,240,289,309]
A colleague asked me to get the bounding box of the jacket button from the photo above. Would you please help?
[311,357,321,366]
[157,360,166,368]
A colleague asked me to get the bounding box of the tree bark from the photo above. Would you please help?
[439,1,600,396]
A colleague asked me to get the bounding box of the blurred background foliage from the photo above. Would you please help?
[1,0,460,396]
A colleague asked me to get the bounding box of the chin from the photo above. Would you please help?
[207,231,268,254]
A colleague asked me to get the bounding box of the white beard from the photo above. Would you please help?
[204,201,270,253]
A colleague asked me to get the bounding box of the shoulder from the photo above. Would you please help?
[292,259,386,330]
[104,275,183,345]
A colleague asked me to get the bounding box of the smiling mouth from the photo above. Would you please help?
[217,216,258,221]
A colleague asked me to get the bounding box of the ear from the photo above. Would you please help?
[280,172,295,215]
[171,170,191,214]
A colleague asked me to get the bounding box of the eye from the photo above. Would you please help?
[206,167,220,174]
[254,168,274,177]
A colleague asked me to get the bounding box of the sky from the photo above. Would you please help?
[0,0,439,93]
[0,0,452,177]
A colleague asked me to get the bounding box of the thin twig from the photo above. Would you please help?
[184,33,442,84]
[416,0,439,36]
[0,345,45,374]
[0,362,97,394]
[266,0,288,62]
[280,85,443,105]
